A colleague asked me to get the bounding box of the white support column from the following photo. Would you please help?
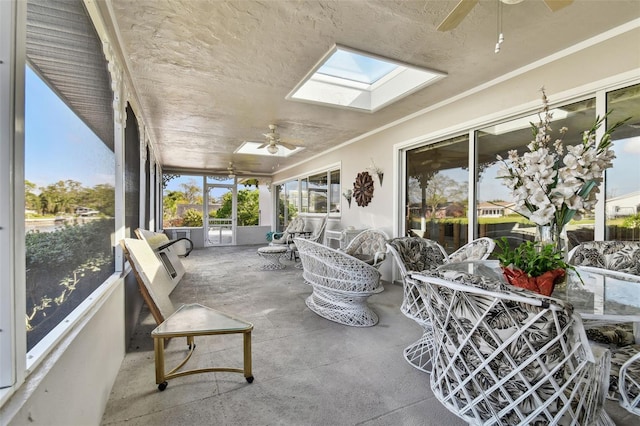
[104,41,126,271]
[594,90,607,241]
[148,144,156,231]
[138,125,147,230]
[468,129,477,241]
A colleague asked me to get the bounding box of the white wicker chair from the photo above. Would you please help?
[569,240,640,414]
[289,214,328,265]
[386,236,451,372]
[342,228,389,268]
[410,269,612,426]
[447,237,496,263]
[568,240,640,275]
[294,237,383,327]
[617,348,640,416]
[270,216,305,246]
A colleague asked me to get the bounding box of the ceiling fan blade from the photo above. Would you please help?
[278,141,298,151]
[542,0,573,12]
[437,0,479,32]
[256,142,268,149]
[263,132,280,140]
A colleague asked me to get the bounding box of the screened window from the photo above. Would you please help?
[406,136,469,252]
[605,84,640,241]
[275,167,340,229]
[163,174,204,228]
[475,98,596,246]
[24,67,115,351]
[308,172,328,213]
[330,170,341,213]
[300,178,309,213]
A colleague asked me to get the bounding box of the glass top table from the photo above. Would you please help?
[436,260,640,321]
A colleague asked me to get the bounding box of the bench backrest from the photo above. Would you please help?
[121,238,176,324]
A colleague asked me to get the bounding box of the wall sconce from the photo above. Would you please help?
[342,189,353,208]
[367,158,384,186]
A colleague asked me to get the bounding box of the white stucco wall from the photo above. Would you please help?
[2,279,125,425]
[273,27,640,282]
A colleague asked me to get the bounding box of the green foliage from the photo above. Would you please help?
[216,189,260,226]
[277,202,298,230]
[163,190,187,226]
[622,213,640,229]
[494,238,571,278]
[26,179,114,217]
[25,219,114,341]
[182,208,203,227]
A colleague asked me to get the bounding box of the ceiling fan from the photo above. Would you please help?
[437,0,573,32]
[257,124,301,155]
[217,161,251,178]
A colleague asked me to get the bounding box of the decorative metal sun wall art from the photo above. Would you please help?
[353,171,374,207]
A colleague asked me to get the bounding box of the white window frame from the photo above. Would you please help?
[1,0,27,401]
[394,77,640,241]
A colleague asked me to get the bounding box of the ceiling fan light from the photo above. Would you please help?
[267,144,279,154]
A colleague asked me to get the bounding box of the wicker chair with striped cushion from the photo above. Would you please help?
[569,240,640,416]
[386,237,450,372]
[447,237,496,263]
[409,269,612,426]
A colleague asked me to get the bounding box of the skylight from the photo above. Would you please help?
[287,45,446,113]
[235,141,304,157]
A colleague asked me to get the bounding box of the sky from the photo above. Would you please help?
[25,66,115,192]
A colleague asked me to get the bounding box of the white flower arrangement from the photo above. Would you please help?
[496,89,628,229]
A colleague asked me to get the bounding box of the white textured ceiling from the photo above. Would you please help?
[104,0,640,176]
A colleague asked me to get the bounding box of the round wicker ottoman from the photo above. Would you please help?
[257,246,288,270]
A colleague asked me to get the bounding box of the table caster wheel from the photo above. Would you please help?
[158,381,168,391]
[246,376,254,383]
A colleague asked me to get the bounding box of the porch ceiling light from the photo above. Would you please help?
[286,45,446,113]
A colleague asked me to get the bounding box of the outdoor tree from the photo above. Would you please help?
[25,180,41,213]
[216,189,260,226]
[179,179,203,204]
[81,184,115,217]
[37,179,83,215]
[421,172,468,219]
[163,190,187,224]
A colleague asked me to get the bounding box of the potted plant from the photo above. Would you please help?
[494,237,572,296]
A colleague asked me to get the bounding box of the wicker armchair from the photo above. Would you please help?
[616,347,640,416]
[289,214,328,264]
[569,240,640,413]
[409,269,611,426]
[386,236,451,372]
[294,237,383,327]
[568,240,640,276]
[270,216,305,246]
[447,237,496,263]
[342,228,389,268]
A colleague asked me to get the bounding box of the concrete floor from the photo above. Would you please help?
[102,245,638,425]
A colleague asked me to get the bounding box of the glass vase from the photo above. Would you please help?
[535,223,569,291]
[535,223,569,263]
